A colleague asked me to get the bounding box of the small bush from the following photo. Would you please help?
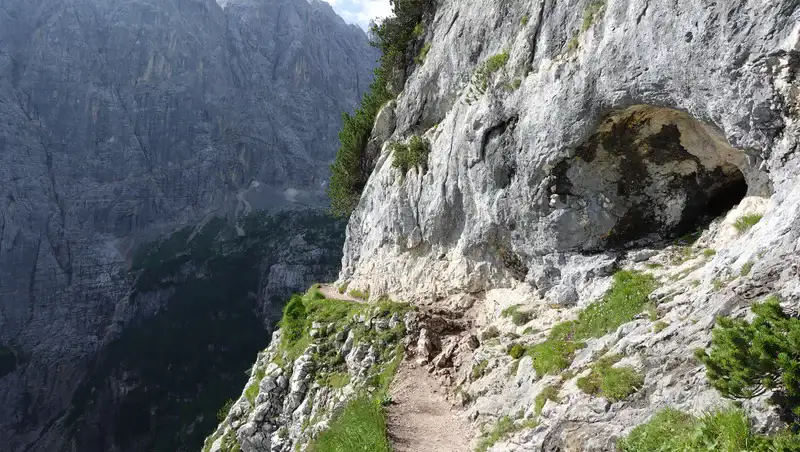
[501,305,533,326]
[391,135,430,174]
[703,248,716,258]
[412,22,424,37]
[414,42,431,64]
[577,355,643,402]
[216,398,234,422]
[472,359,489,381]
[618,407,800,451]
[521,14,529,26]
[307,397,391,452]
[481,326,500,341]
[534,385,561,416]
[337,282,348,294]
[653,321,668,333]
[740,261,754,276]
[733,213,763,233]
[696,296,800,423]
[508,344,527,360]
[581,1,605,31]
[348,288,369,300]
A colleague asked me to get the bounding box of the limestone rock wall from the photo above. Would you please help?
[338,0,800,450]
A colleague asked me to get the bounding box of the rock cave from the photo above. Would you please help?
[550,105,760,250]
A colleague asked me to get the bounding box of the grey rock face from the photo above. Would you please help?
[340,0,798,305]
[0,0,376,450]
[337,0,800,450]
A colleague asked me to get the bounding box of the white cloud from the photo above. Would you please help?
[323,0,392,30]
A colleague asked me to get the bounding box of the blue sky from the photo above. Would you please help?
[324,0,392,30]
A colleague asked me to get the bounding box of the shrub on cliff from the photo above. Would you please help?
[391,135,430,174]
[327,0,433,217]
[695,295,800,425]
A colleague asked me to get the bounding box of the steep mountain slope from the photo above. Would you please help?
[0,0,377,450]
[211,0,800,451]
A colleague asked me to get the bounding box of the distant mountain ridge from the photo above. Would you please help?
[0,0,377,450]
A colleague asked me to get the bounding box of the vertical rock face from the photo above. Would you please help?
[340,0,799,303]
[0,0,377,451]
[333,0,800,450]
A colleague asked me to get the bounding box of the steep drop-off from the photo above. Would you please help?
[0,0,377,450]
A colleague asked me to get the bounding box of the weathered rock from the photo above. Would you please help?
[337,0,800,450]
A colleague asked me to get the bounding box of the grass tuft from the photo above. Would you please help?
[307,397,391,452]
[534,385,561,416]
[581,1,606,32]
[528,270,657,375]
[501,304,533,326]
[576,355,643,402]
[618,407,800,451]
[475,416,539,452]
[733,213,762,233]
[740,261,754,276]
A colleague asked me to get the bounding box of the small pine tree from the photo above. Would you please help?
[696,296,800,424]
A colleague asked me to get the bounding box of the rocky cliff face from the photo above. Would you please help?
[0,0,377,450]
[333,0,800,449]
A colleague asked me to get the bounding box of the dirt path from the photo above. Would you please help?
[318,284,361,302]
[387,361,472,452]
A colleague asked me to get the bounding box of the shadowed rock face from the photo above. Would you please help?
[0,0,376,450]
[549,105,751,251]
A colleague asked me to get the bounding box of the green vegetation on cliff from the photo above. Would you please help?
[696,295,800,425]
[619,408,800,451]
[328,0,433,216]
[529,270,658,375]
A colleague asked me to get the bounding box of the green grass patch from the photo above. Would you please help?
[528,271,657,375]
[414,42,432,65]
[703,249,716,258]
[391,135,430,174]
[501,304,533,326]
[653,321,668,333]
[733,213,763,233]
[534,384,561,416]
[740,261,754,276]
[581,1,605,31]
[472,359,489,381]
[348,288,369,300]
[308,397,391,452]
[319,372,351,389]
[618,407,800,451]
[521,14,529,26]
[244,367,266,404]
[576,354,643,402]
[508,344,527,360]
[475,416,539,452]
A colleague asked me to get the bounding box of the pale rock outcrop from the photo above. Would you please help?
[338,0,800,450]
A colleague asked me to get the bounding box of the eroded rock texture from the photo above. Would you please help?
[336,0,800,450]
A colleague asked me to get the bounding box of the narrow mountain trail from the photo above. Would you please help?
[387,361,472,452]
[318,284,361,302]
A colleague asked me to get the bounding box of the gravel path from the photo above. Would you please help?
[387,362,472,452]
